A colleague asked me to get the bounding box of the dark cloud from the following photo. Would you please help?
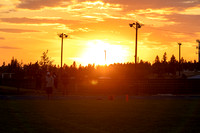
[0,17,80,25]
[17,0,200,11]
[164,14,200,33]
[0,37,5,40]
[1,9,16,14]
[0,46,21,49]
[169,14,200,25]
[78,0,200,10]
[17,0,71,10]
[0,28,40,33]
[113,0,199,8]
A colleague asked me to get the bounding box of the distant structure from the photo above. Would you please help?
[1,73,15,79]
[129,22,142,64]
[104,50,106,63]
[178,43,182,76]
[58,33,68,68]
[197,40,200,63]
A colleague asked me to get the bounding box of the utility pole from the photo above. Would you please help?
[129,22,142,64]
[178,43,182,76]
[197,40,200,63]
[58,33,68,68]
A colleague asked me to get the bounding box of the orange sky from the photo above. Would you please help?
[0,0,200,66]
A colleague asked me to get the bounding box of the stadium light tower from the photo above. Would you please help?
[178,43,182,76]
[58,33,68,68]
[197,40,200,63]
[129,22,142,64]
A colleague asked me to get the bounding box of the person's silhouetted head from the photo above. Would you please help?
[47,72,50,76]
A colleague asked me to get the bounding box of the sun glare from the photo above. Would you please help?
[80,40,128,66]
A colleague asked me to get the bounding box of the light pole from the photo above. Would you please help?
[104,50,106,63]
[129,22,142,65]
[197,40,200,63]
[58,33,68,68]
[178,43,182,76]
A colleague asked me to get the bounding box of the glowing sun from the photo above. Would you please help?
[80,40,128,66]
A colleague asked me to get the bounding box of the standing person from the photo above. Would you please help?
[53,72,58,89]
[45,72,54,100]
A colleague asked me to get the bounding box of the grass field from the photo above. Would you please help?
[0,97,200,133]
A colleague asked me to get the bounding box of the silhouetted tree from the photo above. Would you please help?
[160,52,168,74]
[7,57,22,73]
[3,51,200,83]
[153,55,162,76]
[169,55,177,64]
[168,54,178,76]
[155,55,160,64]
[39,50,53,73]
[72,61,77,68]
[162,52,167,63]
[23,61,40,78]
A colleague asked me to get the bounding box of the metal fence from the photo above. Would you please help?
[0,78,200,95]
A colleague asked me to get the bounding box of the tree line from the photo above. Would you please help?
[0,51,200,80]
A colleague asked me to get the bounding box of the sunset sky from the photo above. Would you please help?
[0,0,200,66]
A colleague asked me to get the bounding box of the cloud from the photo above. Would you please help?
[69,1,122,11]
[99,0,200,9]
[136,8,175,15]
[0,46,21,49]
[17,0,70,10]
[1,0,125,24]
[0,28,40,33]
[69,0,200,24]
[169,32,189,39]
[0,37,5,40]
[0,1,18,13]
[182,0,200,4]
[166,13,200,27]
[133,8,174,22]
[53,1,124,22]
[179,6,200,15]
[0,17,80,25]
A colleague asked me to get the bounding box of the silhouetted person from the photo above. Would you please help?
[53,72,58,89]
[45,72,54,100]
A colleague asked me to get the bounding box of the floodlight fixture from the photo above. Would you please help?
[129,24,133,27]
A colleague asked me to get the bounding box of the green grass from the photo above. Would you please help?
[0,86,42,95]
[0,98,200,133]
